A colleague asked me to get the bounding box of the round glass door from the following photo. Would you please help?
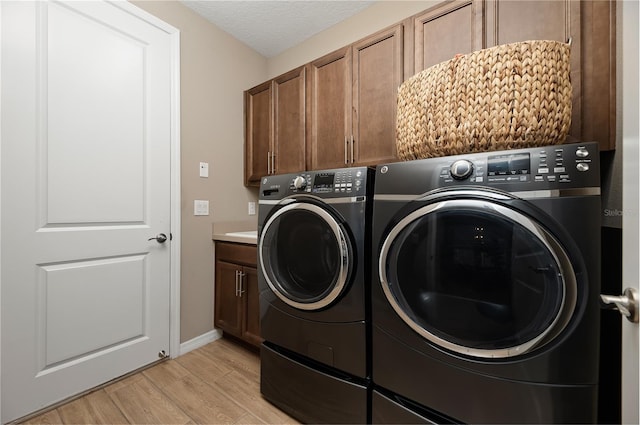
[380,196,577,358]
[259,202,352,310]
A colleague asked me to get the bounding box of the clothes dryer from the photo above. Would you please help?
[371,142,601,423]
[258,167,373,424]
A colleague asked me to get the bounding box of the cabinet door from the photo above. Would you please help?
[245,81,272,186]
[414,0,483,72]
[352,25,404,166]
[485,0,583,145]
[577,0,616,151]
[273,66,307,174]
[214,260,243,337]
[241,266,262,347]
[310,47,352,170]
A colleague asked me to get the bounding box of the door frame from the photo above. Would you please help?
[0,1,182,420]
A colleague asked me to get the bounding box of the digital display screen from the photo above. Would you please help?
[488,153,530,176]
[313,173,334,189]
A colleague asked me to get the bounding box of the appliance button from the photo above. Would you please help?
[576,147,590,158]
[450,159,474,180]
[577,163,590,172]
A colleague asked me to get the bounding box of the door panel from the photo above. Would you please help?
[214,261,243,336]
[40,255,146,366]
[274,66,306,175]
[245,81,272,185]
[484,0,582,148]
[1,1,173,421]
[352,25,403,166]
[414,0,483,72]
[47,2,145,223]
[310,47,351,170]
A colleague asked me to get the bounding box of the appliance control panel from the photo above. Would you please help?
[432,143,599,190]
[260,167,372,200]
[290,168,367,195]
[374,142,600,195]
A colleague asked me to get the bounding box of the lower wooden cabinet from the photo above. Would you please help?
[214,241,262,347]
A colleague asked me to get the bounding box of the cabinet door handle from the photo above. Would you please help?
[344,137,348,164]
[234,270,239,296]
[238,272,246,296]
[267,152,271,175]
[271,152,276,175]
[350,135,355,163]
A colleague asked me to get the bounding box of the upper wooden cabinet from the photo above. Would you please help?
[273,67,307,176]
[577,0,616,151]
[309,47,352,170]
[483,0,615,150]
[244,0,616,186]
[352,25,404,167]
[244,66,306,187]
[244,81,271,185]
[484,0,583,147]
[310,24,404,170]
[414,0,484,72]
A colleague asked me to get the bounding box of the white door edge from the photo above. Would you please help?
[0,1,182,421]
[621,1,640,423]
[0,4,4,422]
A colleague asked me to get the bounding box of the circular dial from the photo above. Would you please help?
[292,175,307,190]
[450,159,474,180]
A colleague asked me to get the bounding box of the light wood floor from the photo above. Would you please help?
[22,337,299,425]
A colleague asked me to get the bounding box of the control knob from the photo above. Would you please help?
[450,159,474,180]
[292,175,307,190]
[576,147,590,158]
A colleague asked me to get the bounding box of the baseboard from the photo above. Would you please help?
[178,329,222,356]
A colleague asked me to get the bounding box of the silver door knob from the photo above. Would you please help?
[601,287,638,323]
[148,233,167,243]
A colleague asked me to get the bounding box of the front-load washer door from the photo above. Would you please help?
[379,191,577,359]
[260,201,353,311]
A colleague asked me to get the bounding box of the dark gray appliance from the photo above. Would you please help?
[371,142,601,423]
[258,167,373,424]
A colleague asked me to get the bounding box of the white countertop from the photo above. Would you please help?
[212,221,258,245]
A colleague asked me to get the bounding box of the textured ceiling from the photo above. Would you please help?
[180,1,376,58]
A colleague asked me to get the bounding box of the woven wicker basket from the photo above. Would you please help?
[396,40,572,160]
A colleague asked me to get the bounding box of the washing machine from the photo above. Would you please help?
[258,167,374,424]
[370,142,601,424]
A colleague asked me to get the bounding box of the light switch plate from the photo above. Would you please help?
[248,201,256,216]
[199,162,209,178]
[194,200,209,216]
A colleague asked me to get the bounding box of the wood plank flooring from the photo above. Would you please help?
[22,338,299,425]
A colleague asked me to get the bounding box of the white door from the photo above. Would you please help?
[1,1,177,422]
[621,0,639,423]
